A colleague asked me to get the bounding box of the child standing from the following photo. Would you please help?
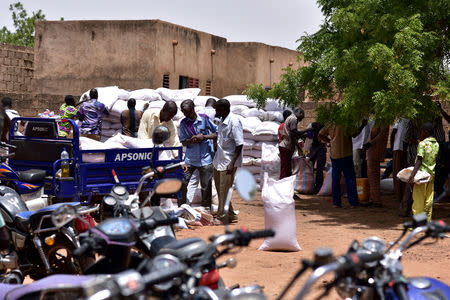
[408,123,439,221]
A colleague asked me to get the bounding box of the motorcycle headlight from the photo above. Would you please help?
[362,236,385,254]
[227,285,266,300]
[112,185,128,197]
[149,254,182,292]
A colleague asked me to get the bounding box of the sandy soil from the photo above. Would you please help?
[176,191,450,299]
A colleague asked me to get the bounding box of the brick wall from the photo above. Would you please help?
[0,92,71,117]
[0,43,34,93]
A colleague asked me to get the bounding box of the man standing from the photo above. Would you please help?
[306,122,327,193]
[213,99,243,223]
[138,101,180,151]
[279,107,305,179]
[363,126,389,207]
[75,88,109,141]
[199,98,217,120]
[391,118,408,202]
[352,120,373,178]
[1,97,20,122]
[319,124,359,208]
[178,100,217,211]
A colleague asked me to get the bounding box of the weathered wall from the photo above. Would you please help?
[0,43,34,93]
[32,19,300,98]
[225,42,303,96]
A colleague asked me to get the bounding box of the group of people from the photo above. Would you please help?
[68,89,242,224]
[3,89,448,223]
[277,103,449,221]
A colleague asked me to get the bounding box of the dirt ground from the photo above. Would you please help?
[176,191,450,299]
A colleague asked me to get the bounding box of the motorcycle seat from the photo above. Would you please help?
[159,237,207,260]
[17,169,46,183]
[14,211,33,232]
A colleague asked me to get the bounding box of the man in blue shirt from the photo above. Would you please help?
[179,99,217,211]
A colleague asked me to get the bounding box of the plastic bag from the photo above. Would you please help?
[397,167,431,184]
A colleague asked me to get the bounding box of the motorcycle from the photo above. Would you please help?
[70,175,183,275]
[142,168,273,298]
[278,212,450,300]
[0,142,46,201]
[0,187,97,283]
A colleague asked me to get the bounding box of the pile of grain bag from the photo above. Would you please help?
[79,88,290,188]
[79,86,201,141]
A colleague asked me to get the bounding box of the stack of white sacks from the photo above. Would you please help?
[79,87,287,196]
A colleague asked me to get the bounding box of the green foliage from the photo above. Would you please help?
[245,0,449,131]
[0,2,46,47]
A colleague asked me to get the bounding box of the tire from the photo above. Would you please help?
[45,236,95,275]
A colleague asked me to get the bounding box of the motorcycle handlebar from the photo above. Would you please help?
[212,228,275,247]
[0,142,16,149]
[73,241,92,257]
[143,263,186,288]
[294,251,384,300]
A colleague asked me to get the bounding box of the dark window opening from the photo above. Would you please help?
[179,76,199,89]
[205,80,212,96]
[163,74,170,88]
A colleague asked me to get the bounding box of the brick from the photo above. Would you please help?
[0,82,6,91]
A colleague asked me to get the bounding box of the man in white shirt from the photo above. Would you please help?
[352,121,373,178]
[213,99,243,223]
[391,118,408,202]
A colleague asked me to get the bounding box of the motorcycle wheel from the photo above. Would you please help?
[45,238,95,275]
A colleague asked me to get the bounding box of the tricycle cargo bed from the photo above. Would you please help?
[8,118,183,202]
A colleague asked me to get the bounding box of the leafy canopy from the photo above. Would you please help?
[244,0,449,131]
[0,2,46,47]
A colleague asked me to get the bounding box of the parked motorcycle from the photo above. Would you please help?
[69,175,182,275]
[0,142,46,200]
[0,187,97,283]
[278,212,450,300]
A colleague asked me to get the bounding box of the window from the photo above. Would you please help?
[179,76,199,89]
[205,80,212,95]
[162,74,170,88]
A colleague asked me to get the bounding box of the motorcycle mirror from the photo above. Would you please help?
[234,169,257,202]
[51,204,77,228]
[152,125,171,145]
[154,178,183,195]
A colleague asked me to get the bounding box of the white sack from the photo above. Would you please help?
[243,156,254,166]
[259,111,283,123]
[130,89,162,101]
[79,137,106,150]
[223,95,256,108]
[244,139,255,150]
[242,117,262,133]
[248,149,262,158]
[157,87,201,102]
[264,99,285,112]
[397,167,431,184]
[261,143,280,183]
[231,105,249,116]
[194,96,218,107]
[148,100,166,109]
[254,141,277,151]
[102,121,112,129]
[259,173,301,252]
[253,121,280,136]
[253,134,278,142]
[244,131,256,140]
[241,108,263,119]
[253,158,262,167]
[117,89,131,100]
[79,86,124,110]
